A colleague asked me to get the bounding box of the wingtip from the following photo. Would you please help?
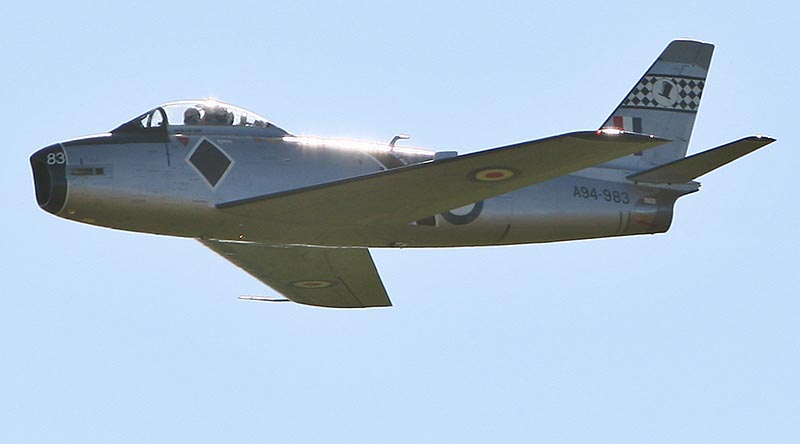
[752,134,777,143]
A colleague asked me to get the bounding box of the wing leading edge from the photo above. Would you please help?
[199,240,391,308]
[217,131,668,226]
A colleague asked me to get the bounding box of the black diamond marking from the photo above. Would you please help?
[189,140,232,187]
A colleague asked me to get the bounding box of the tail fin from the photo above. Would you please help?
[600,39,715,169]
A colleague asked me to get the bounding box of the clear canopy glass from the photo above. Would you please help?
[161,99,273,128]
[112,99,287,135]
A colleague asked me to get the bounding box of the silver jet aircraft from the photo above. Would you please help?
[30,40,773,308]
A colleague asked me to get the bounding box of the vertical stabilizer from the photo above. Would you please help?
[600,40,714,170]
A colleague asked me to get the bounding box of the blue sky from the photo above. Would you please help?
[2,1,798,443]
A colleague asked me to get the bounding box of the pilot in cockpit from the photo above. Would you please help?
[202,105,233,126]
[183,107,202,125]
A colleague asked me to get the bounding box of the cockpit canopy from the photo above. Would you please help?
[112,99,289,137]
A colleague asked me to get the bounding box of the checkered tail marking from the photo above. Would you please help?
[622,75,704,113]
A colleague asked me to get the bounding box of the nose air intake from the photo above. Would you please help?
[30,144,68,214]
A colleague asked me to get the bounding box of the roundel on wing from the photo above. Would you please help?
[471,167,515,182]
[292,280,333,289]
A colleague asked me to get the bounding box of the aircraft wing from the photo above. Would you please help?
[199,240,391,308]
[218,131,667,226]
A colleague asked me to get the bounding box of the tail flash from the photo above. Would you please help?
[601,40,714,169]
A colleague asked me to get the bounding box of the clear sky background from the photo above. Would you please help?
[2,1,798,443]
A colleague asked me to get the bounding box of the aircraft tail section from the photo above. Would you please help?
[600,40,715,170]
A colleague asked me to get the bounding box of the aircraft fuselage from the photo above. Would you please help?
[29,40,774,308]
[32,130,687,248]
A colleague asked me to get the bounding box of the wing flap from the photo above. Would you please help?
[200,240,391,308]
[628,136,775,184]
[218,131,667,226]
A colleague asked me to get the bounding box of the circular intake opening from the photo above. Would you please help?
[31,157,53,207]
[30,145,68,214]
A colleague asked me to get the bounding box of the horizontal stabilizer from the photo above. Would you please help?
[628,136,775,184]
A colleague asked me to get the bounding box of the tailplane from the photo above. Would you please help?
[628,136,775,184]
[601,40,715,170]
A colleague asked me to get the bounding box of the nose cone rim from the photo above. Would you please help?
[30,144,68,215]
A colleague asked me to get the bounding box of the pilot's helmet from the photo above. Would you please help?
[203,106,233,125]
[183,107,201,125]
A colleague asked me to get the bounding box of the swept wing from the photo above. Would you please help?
[218,131,667,226]
[200,240,390,308]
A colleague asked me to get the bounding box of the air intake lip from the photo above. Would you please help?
[30,144,68,214]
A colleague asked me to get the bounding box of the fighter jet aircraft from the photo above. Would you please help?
[30,40,773,308]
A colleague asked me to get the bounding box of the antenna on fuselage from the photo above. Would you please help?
[389,134,410,149]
